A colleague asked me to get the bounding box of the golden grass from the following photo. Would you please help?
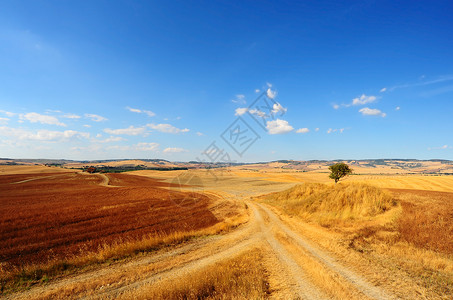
[263,183,397,226]
[351,175,453,192]
[120,248,269,299]
[0,213,248,293]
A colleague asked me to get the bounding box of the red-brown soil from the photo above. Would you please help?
[0,172,218,268]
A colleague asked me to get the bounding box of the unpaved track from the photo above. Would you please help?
[10,199,395,299]
[256,203,393,300]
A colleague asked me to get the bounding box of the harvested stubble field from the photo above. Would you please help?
[2,166,453,299]
[0,171,220,289]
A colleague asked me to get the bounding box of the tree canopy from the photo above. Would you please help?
[328,163,353,183]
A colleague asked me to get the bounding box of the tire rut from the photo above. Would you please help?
[256,202,394,300]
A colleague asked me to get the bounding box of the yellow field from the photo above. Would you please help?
[3,165,453,299]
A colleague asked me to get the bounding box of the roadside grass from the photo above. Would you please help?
[120,247,269,299]
[261,182,453,297]
[0,213,248,294]
[262,182,397,227]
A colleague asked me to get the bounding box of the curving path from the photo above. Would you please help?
[9,198,395,300]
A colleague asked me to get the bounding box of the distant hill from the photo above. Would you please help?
[1,158,452,174]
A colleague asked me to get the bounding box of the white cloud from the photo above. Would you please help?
[147,123,189,134]
[62,113,81,119]
[359,107,387,117]
[235,107,248,116]
[163,147,188,153]
[332,104,340,110]
[20,112,66,126]
[266,119,294,134]
[272,102,287,114]
[327,128,345,134]
[104,126,147,136]
[106,142,160,152]
[135,142,159,151]
[127,107,141,113]
[196,132,204,136]
[267,88,277,99]
[352,94,377,106]
[143,110,155,117]
[315,128,320,132]
[126,107,156,117]
[83,124,91,128]
[249,109,267,118]
[395,106,401,111]
[107,145,131,151]
[85,114,107,122]
[231,94,246,104]
[255,89,260,93]
[0,117,9,124]
[0,110,16,117]
[296,128,310,134]
[428,145,449,150]
[0,126,90,141]
[380,87,387,93]
[100,136,126,143]
[266,82,272,88]
[389,75,453,91]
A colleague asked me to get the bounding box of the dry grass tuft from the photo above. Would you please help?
[263,183,397,226]
[120,248,269,299]
[391,190,453,255]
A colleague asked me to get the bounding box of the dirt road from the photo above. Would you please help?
[10,197,396,300]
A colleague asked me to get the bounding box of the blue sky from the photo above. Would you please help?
[0,1,452,162]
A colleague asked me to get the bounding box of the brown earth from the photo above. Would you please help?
[0,172,218,268]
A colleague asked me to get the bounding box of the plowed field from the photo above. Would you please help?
[0,172,218,268]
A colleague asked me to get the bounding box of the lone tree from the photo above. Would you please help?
[328,162,353,184]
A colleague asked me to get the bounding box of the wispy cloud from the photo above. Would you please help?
[104,126,146,136]
[231,94,246,104]
[99,136,125,143]
[163,147,188,153]
[388,75,453,91]
[380,87,387,93]
[333,94,378,109]
[327,128,345,134]
[359,107,386,117]
[235,107,248,116]
[20,112,66,126]
[249,108,266,118]
[0,110,16,117]
[0,117,9,124]
[0,126,89,141]
[85,113,107,122]
[107,142,160,152]
[126,107,156,117]
[266,119,294,134]
[428,145,450,150]
[395,106,401,111]
[147,123,189,134]
[196,132,204,136]
[62,113,81,119]
[352,94,377,106]
[135,142,159,151]
[296,128,309,134]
